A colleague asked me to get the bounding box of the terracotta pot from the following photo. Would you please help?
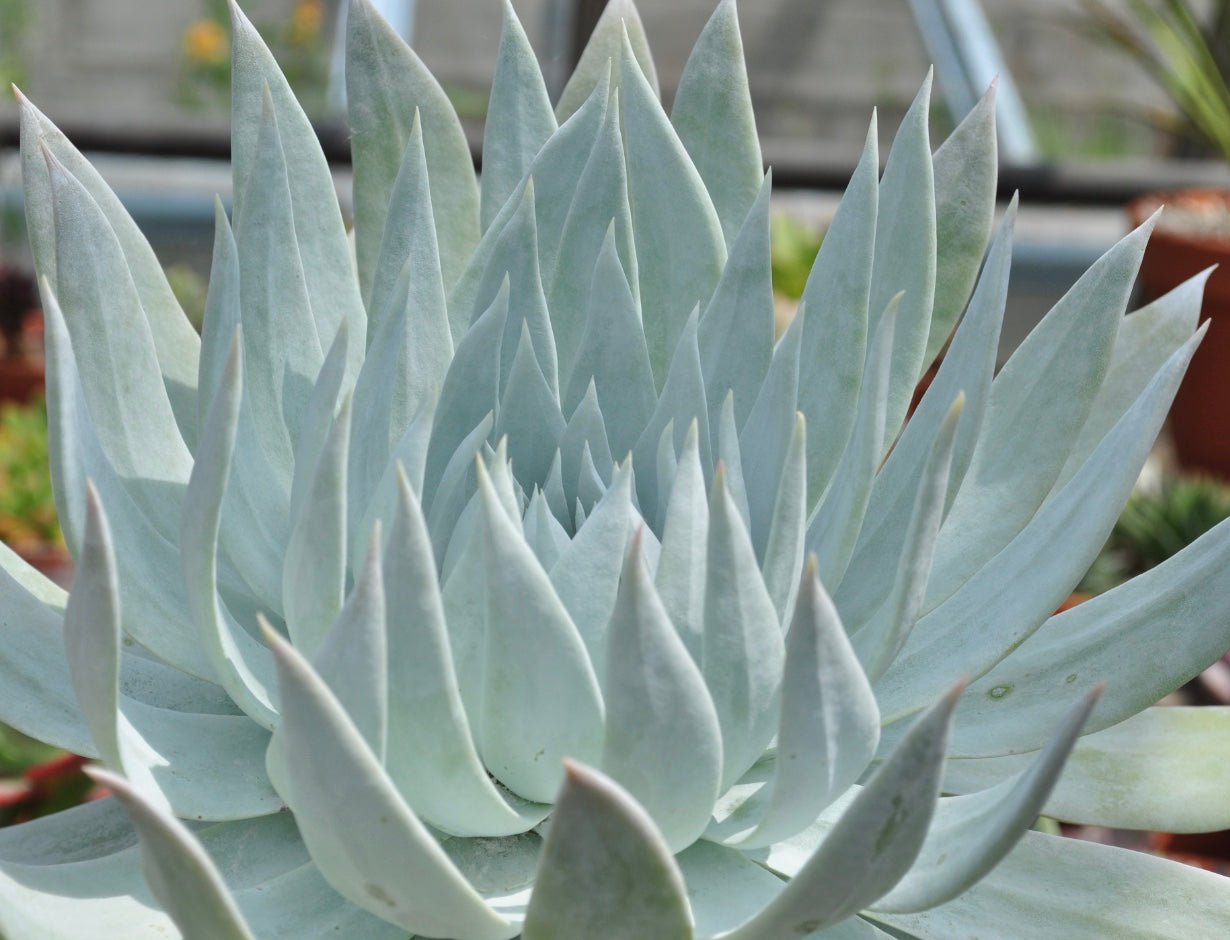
[1129,188,1230,480]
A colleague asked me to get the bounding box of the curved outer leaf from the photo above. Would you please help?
[872,687,1099,913]
[620,32,727,387]
[264,623,518,940]
[601,531,723,852]
[946,705,1230,833]
[869,75,936,447]
[721,684,962,938]
[564,223,657,459]
[927,81,997,365]
[876,328,1203,727]
[181,331,279,728]
[760,412,807,623]
[230,0,365,390]
[44,149,192,542]
[924,216,1157,610]
[554,0,659,122]
[347,0,479,293]
[476,461,605,803]
[672,0,763,247]
[723,556,880,850]
[704,465,785,791]
[698,171,774,431]
[86,768,256,940]
[797,118,877,509]
[655,420,709,662]
[521,761,692,940]
[18,92,201,450]
[482,0,558,230]
[870,830,1230,938]
[385,467,548,837]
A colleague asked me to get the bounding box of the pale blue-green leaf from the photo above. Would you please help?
[229,2,365,384]
[925,215,1155,609]
[523,488,571,570]
[428,412,495,565]
[450,69,611,327]
[198,203,290,613]
[290,321,350,524]
[0,538,65,609]
[543,448,571,528]
[574,497,589,530]
[560,381,614,511]
[654,419,678,530]
[869,830,1230,938]
[698,171,774,431]
[471,180,559,397]
[720,686,959,938]
[1052,269,1206,492]
[705,465,785,790]
[852,395,962,682]
[18,92,200,449]
[633,307,710,518]
[481,0,557,230]
[550,461,641,679]
[725,557,880,851]
[477,461,605,802]
[575,440,608,516]
[655,419,707,660]
[383,469,552,836]
[797,119,876,508]
[927,81,997,365]
[807,297,897,590]
[837,202,1013,632]
[311,531,387,761]
[494,322,566,489]
[549,89,639,387]
[347,0,479,292]
[350,389,437,566]
[233,89,322,480]
[181,331,279,728]
[521,761,690,940]
[677,839,784,940]
[43,290,214,679]
[554,0,658,121]
[564,222,656,458]
[947,515,1230,759]
[263,624,517,939]
[741,304,803,558]
[671,0,762,247]
[283,394,351,660]
[601,532,723,851]
[86,767,255,940]
[949,705,1230,832]
[761,413,807,623]
[868,75,936,446]
[621,37,727,386]
[486,437,525,530]
[423,281,507,509]
[716,390,751,530]
[872,687,1098,913]
[44,150,191,541]
[876,329,1202,727]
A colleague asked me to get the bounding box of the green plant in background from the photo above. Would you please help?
[5,0,1230,936]
[1080,473,1230,596]
[769,211,824,300]
[179,0,331,115]
[0,0,33,93]
[1083,0,1230,159]
[0,398,61,551]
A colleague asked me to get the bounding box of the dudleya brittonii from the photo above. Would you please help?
[2,0,1230,936]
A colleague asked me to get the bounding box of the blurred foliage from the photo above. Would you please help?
[165,262,209,334]
[0,0,32,93]
[770,211,824,300]
[0,398,61,550]
[1079,474,1230,595]
[178,0,331,115]
[0,721,93,827]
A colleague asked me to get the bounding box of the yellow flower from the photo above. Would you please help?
[290,0,324,45]
[183,18,228,65]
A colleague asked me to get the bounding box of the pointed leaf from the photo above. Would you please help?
[555,0,658,121]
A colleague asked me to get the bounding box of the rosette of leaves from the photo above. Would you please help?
[3,1,1230,937]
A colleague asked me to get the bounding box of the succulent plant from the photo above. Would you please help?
[3,0,1230,936]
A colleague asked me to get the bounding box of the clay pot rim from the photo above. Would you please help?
[1129,186,1230,250]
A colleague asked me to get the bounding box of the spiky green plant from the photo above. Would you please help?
[3,1,1230,936]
